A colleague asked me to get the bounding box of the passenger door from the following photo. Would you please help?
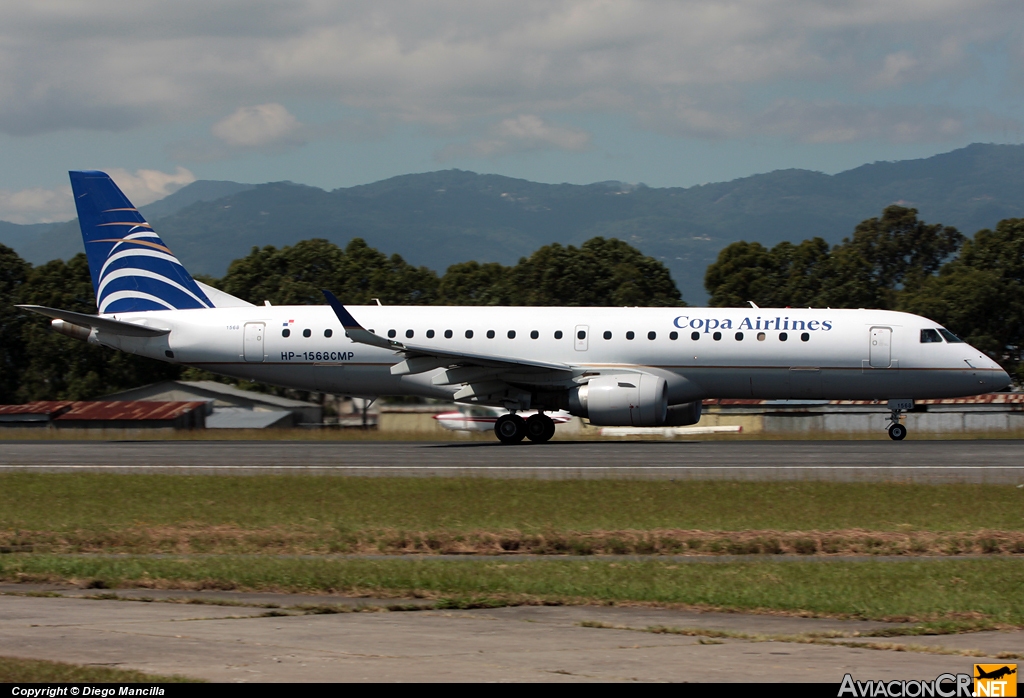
[869,327,892,368]
[243,322,265,362]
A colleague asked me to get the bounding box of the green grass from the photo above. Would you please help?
[0,655,201,682]
[2,555,1021,625]
[2,475,1023,532]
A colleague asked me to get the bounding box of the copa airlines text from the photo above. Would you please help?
[18,171,1010,443]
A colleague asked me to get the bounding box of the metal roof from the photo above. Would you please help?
[0,401,74,416]
[53,401,207,421]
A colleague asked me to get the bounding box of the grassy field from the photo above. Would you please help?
[0,656,201,683]
[2,475,1023,555]
[2,556,1022,627]
[3,475,1022,531]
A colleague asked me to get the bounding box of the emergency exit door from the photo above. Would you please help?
[243,322,265,362]
[575,325,589,351]
[869,326,892,368]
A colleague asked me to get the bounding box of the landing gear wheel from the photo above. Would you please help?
[525,414,556,443]
[888,423,907,441]
[495,414,527,444]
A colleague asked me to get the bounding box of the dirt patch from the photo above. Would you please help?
[3,526,1024,557]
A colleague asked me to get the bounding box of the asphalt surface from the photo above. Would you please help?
[3,587,1021,682]
[1,439,1023,482]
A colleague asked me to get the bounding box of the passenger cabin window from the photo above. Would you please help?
[406,329,414,338]
[324,329,333,338]
[690,331,699,340]
[444,330,453,339]
[508,330,516,339]
[735,332,744,341]
[920,329,943,343]
[387,329,396,338]
[757,332,766,341]
[713,331,721,341]
[303,329,311,338]
[626,331,635,340]
[648,331,656,340]
[554,330,563,339]
[577,330,586,340]
[465,329,474,338]
[779,332,788,341]
[282,329,290,337]
[603,331,612,340]
[487,330,495,339]
[669,331,678,340]
[426,329,435,338]
[938,329,964,343]
[801,332,809,342]
[530,330,539,339]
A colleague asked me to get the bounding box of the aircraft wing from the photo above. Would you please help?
[322,291,574,389]
[16,305,171,337]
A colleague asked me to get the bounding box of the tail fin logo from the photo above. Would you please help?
[70,171,213,314]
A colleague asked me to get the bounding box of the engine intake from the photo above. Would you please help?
[569,373,668,426]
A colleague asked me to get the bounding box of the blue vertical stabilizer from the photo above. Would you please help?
[70,170,212,313]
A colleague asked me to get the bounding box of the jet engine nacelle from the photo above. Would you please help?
[663,399,702,426]
[569,373,668,426]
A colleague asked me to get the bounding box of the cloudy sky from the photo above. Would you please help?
[1,0,1022,223]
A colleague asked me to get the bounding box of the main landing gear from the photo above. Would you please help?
[494,413,556,444]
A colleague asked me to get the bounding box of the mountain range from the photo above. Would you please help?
[2,142,1022,303]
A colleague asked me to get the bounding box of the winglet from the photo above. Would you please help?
[322,290,401,351]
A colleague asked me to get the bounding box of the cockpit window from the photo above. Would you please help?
[920,329,943,343]
[938,328,964,343]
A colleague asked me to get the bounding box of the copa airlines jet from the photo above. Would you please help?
[17,171,1011,442]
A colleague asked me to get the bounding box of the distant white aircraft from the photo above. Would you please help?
[17,171,1010,443]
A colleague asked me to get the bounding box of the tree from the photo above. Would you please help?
[505,237,683,306]
[219,238,439,306]
[15,254,181,401]
[705,206,963,310]
[0,244,30,403]
[899,218,1024,381]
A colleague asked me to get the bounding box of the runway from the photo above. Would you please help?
[2,439,1023,482]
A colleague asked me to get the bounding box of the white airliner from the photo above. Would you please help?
[17,171,1011,442]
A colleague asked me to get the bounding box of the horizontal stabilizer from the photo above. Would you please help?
[16,305,170,337]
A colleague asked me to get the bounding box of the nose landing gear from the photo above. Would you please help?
[886,399,913,441]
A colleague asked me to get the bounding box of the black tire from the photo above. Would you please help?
[495,414,526,444]
[525,414,555,443]
[888,423,907,441]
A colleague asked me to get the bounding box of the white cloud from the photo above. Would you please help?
[211,103,303,148]
[438,115,591,159]
[0,1,1018,146]
[0,185,74,224]
[0,167,194,224]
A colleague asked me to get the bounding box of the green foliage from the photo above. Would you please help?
[506,237,683,307]
[0,244,30,403]
[221,236,683,308]
[220,238,440,306]
[12,254,181,401]
[705,206,963,310]
[900,218,1024,381]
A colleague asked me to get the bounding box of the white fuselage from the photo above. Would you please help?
[92,305,1009,404]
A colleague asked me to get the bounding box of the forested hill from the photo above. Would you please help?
[3,142,1023,303]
